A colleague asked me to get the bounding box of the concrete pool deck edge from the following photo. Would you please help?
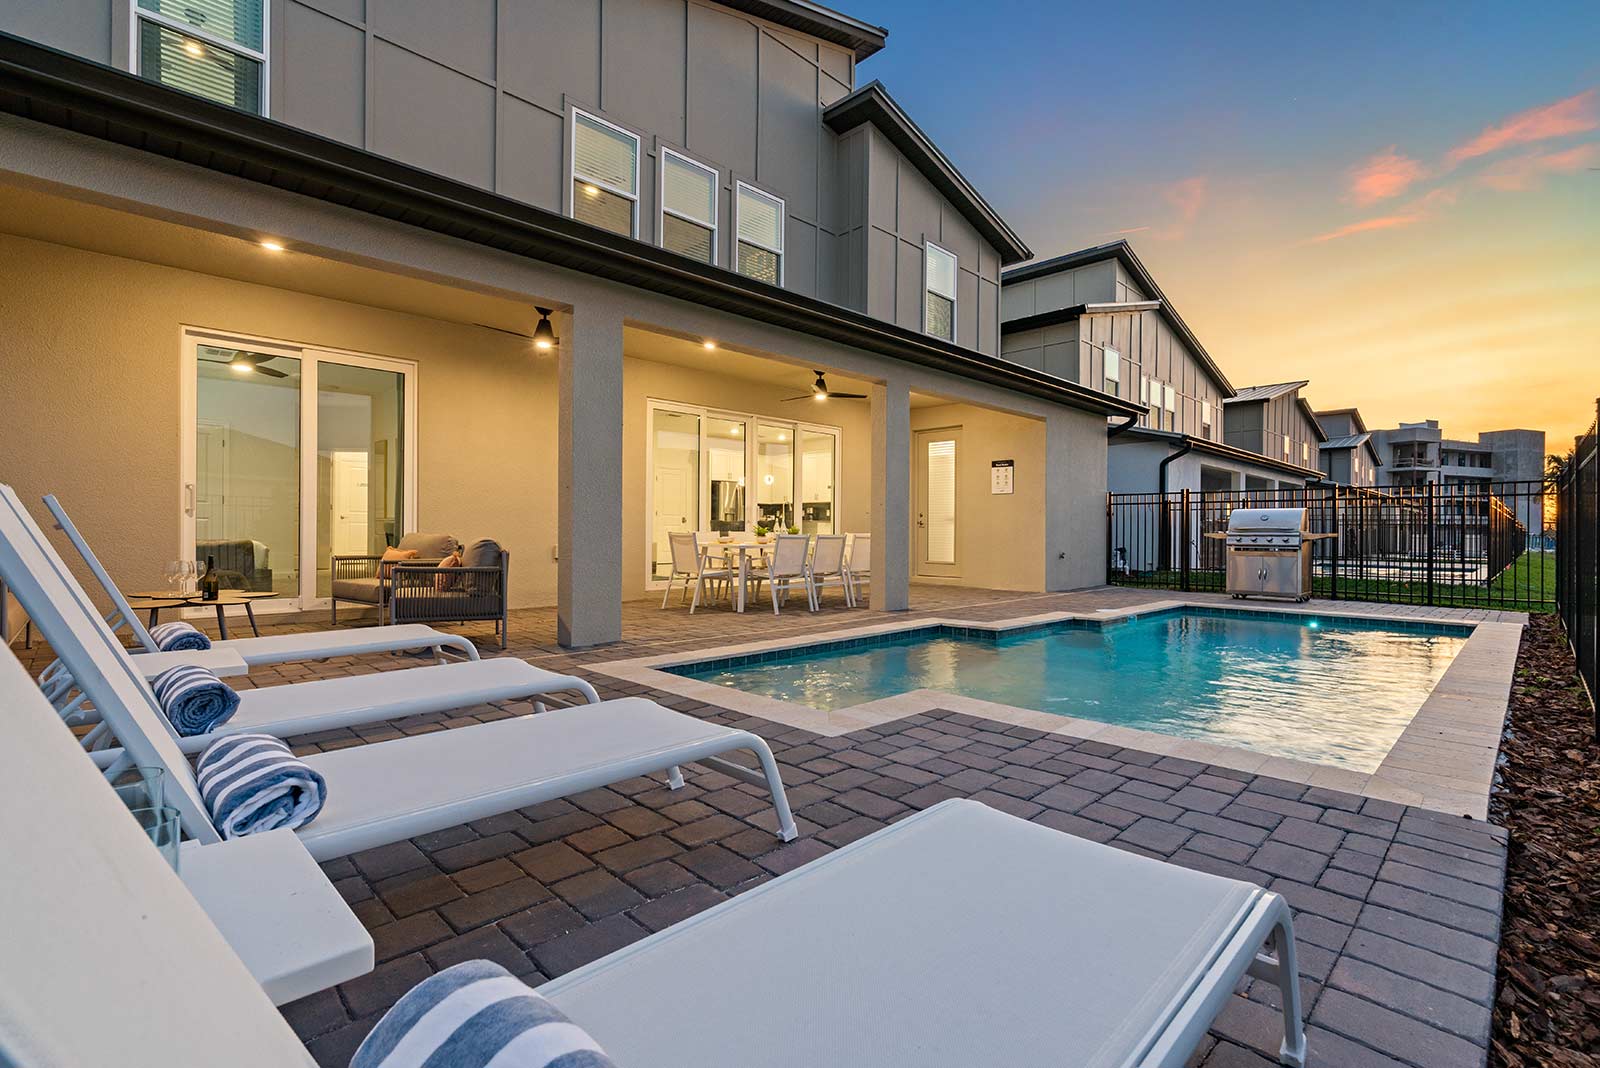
[589,598,1522,820]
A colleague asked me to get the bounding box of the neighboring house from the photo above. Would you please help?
[0,1,1142,647]
[999,242,1325,497]
[1312,408,1382,487]
[1369,420,1546,532]
[1222,381,1327,474]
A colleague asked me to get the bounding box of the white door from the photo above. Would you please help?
[330,450,370,556]
[915,428,961,578]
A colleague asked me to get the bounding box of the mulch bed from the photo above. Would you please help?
[1490,614,1600,1067]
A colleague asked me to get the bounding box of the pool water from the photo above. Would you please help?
[672,610,1471,771]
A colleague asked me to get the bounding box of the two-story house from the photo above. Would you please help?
[0,0,1140,646]
[1312,408,1382,487]
[1222,382,1327,476]
[999,242,1325,498]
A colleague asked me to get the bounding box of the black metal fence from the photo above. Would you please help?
[1556,402,1598,722]
[1107,479,1554,612]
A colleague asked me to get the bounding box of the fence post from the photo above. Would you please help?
[1180,488,1191,592]
[1329,486,1340,601]
[1105,493,1113,584]
[1425,481,1437,606]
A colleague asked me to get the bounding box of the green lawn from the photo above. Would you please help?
[1115,551,1557,613]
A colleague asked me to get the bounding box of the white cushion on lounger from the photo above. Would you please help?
[293,699,735,860]
[206,624,468,665]
[540,798,1264,1068]
[176,656,578,752]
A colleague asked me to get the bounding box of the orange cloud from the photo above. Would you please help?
[1347,147,1428,204]
[1152,176,1207,239]
[1445,88,1598,165]
[1310,187,1458,243]
[1476,141,1600,191]
[1106,225,1152,235]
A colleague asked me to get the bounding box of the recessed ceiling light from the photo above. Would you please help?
[260,240,285,252]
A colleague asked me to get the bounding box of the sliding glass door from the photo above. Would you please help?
[183,330,416,611]
[645,400,840,585]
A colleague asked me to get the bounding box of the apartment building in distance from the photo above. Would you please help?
[999,242,1325,496]
[1369,420,1546,532]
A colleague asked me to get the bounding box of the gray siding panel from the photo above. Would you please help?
[685,3,756,177]
[370,40,495,189]
[957,268,978,350]
[498,93,566,209]
[278,1,364,147]
[894,238,922,329]
[866,227,897,322]
[786,218,818,298]
[604,0,687,146]
[501,0,600,110]
[296,0,364,24]
[757,32,818,218]
[370,0,495,83]
[0,0,113,64]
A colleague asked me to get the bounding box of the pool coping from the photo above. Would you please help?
[589,599,1522,820]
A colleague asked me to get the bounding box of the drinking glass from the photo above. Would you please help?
[130,806,182,874]
[182,560,199,595]
[165,560,182,593]
[111,766,165,812]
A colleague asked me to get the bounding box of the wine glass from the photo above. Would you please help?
[183,560,199,596]
[164,560,182,594]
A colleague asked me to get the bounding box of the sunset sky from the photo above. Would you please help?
[858,1,1600,452]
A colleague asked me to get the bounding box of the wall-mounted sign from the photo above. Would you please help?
[991,459,1014,495]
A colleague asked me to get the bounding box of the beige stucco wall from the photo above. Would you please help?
[0,232,561,611]
[909,403,1047,592]
[619,356,871,601]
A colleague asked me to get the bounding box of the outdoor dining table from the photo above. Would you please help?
[129,589,280,640]
[703,538,775,613]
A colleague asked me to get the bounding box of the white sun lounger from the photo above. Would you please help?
[2,491,799,855]
[5,487,602,752]
[42,492,483,666]
[541,797,1307,1067]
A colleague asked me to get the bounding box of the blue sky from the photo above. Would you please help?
[854,1,1600,445]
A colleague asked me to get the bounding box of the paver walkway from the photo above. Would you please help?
[16,585,1511,1067]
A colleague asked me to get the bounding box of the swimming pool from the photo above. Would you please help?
[670,608,1472,771]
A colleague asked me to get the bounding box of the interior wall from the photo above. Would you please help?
[620,355,871,601]
[909,402,1046,592]
[0,232,559,611]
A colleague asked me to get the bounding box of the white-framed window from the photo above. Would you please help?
[131,0,268,114]
[735,182,784,284]
[923,242,957,342]
[1302,441,1310,464]
[1201,400,1213,437]
[1103,346,1120,395]
[1163,383,1177,420]
[571,109,640,238]
[659,148,717,265]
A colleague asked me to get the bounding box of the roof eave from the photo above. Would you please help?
[715,0,887,60]
[822,81,1032,264]
[1111,428,1327,479]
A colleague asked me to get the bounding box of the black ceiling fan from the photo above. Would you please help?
[782,370,866,402]
[199,349,290,378]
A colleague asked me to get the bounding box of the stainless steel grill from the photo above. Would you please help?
[1213,507,1332,601]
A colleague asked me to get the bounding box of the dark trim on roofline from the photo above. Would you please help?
[1110,426,1328,480]
[1000,240,1235,396]
[719,0,887,60]
[0,33,1139,419]
[1000,301,1162,335]
[823,81,1032,265]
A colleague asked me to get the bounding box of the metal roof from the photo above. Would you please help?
[1111,427,1328,480]
[1000,241,1236,396]
[822,82,1031,264]
[0,32,1140,420]
[1320,433,1372,450]
[1225,381,1310,405]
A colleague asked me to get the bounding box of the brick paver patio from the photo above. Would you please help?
[18,585,1511,1067]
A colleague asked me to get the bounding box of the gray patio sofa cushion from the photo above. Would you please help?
[398,532,460,560]
[331,577,384,605]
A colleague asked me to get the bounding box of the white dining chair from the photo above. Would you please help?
[663,532,732,613]
[808,534,853,608]
[843,533,872,606]
[748,534,811,615]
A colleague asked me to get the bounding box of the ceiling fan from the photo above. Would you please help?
[199,349,289,379]
[782,370,866,402]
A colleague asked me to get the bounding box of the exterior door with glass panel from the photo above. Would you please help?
[915,428,961,578]
[649,409,701,581]
[184,331,415,611]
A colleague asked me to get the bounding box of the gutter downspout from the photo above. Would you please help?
[1107,415,1139,438]
[1157,439,1194,572]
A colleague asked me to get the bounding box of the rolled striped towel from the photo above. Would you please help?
[196,733,327,839]
[150,665,239,736]
[149,620,212,651]
[351,961,617,1068]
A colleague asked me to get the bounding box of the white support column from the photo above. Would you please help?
[1044,410,1107,591]
[557,299,624,647]
[870,378,911,611]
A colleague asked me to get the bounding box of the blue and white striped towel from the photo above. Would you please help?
[149,620,212,651]
[150,665,239,736]
[351,960,617,1068]
[196,733,327,839]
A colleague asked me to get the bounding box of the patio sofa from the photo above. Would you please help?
[389,539,511,649]
[329,531,458,623]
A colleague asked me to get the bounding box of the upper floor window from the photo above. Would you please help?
[660,148,717,264]
[735,182,784,284]
[572,110,639,238]
[1301,441,1310,464]
[1162,384,1177,430]
[133,0,266,114]
[1103,346,1120,395]
[924,243,957,342]
[1201,400,1213,437]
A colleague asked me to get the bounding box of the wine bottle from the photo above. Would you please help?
[201,555,219,601]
